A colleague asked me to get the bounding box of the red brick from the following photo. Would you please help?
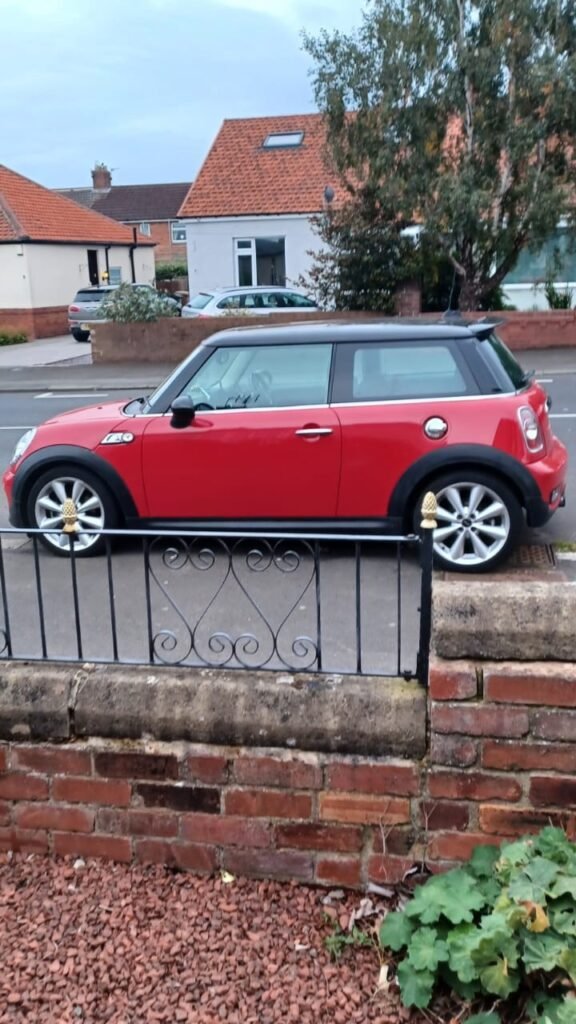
[233,756,321,790]
[0,747,7,772]
[0,827,48,854]
[54,832,132,863]
[429,664,477,701]
[15,805,95,833]
[428,771,522,803]
[371,827,418,856]
[480,803,572,836]
[96,809,179,838]
[428,832,504,861]
[0,774,48,801]
[485,668,576,708]
[224,789,312,820]
[186,756,229,785]
[222,847,314,882]
[316,856,361,887]
[134,840,216,873]
[319,793,410,825]
[135,784,219,813]
[532,710,576,743]
[52,777,131,807]
[367,854,416,884]
[0,802,10,827]
[12,746,92,776]
[181,814,270,848]
[420,801,470,831]
[325,762,419,796]
[432,705,529,738]
[430,735,478,767]
[94,752,178,780]
[530,776,576,808]
[482,740,576,773]
[275,823,363,853]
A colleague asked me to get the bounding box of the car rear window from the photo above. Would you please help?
[73,290,109,302]
[349,343,471,400]
[483,332,529,390]
[188,292,213,309]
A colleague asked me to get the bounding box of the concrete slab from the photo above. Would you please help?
[0,335,88,369]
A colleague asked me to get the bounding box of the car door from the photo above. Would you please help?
[141,342,341,520]
[331,339,480,517]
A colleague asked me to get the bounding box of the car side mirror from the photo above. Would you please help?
[170,396,196,429]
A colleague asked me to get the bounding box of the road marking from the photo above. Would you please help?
[34,392,108,399]
[550,414,576,419]
[536,378,554,384]
[0,425,32,430]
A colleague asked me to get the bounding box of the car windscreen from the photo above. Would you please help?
[73,290,109,303]
[188,292,213,309]
[482,332,529,391]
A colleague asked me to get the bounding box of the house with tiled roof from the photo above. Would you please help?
[57,166,191,267]
[0,164,155,338]
[178,114,346,295]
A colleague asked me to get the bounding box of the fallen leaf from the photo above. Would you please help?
[220,871,235,885]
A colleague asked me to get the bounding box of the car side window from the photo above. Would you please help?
[261,292,287,308]
[179,344,333,409]
[286,293,316,308]
[216,296,240,310]
[333,342,476,402]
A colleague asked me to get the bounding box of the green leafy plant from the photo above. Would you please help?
[379,829,576,1021]
[324,919,373,960]
[544,279,574,310]
[0,330,28,346]
[155,262,188,281]
[99,283,179,323]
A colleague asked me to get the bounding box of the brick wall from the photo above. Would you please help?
[2,658,575,885]
[92,309,576,364]
[127,221,187,267]
[0,306,68,339]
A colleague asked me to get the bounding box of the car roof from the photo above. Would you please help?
[202,286,307,296]
[200,318,502,347]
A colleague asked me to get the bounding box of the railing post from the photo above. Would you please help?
[62,499,83,660]
[416,491,437,688]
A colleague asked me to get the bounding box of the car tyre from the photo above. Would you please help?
[412,469,523,573]
[26,465,119,557]
[71,329,91,343]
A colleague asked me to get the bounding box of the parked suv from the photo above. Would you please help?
[181,286,318,318]
[3,320,568,572]
[68,284,181,341]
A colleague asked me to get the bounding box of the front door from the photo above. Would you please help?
[141,342,341,521]
[87,249,99,285]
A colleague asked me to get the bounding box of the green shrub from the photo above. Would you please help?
[0,330,28,346]
[544,279,574,310]
[379,828,576,1022]
[100,283,179,323]
[155,262,187,281]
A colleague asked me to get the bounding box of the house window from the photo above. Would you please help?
[505,229,576,285]
[139,222,151,236]
[233,238,286,287]
[171,222,187,244]
[263,132,304,148]
[109,266,122,286]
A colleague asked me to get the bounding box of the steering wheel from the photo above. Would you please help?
[251,370,273,405]
[188,385,214,410]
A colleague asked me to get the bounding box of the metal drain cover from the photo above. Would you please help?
[507,544,556,568]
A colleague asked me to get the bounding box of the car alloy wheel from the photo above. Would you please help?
[32,475,107,554]
[433,481,511,567]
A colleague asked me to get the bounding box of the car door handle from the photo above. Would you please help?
[295,427,333,437]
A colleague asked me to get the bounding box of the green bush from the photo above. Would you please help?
[545,279,574,310]
[100,283,179,323]
[0,330,28,346]
[155,262,188,281]
[380,828,576,1022]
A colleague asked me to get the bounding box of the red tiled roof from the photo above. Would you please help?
[179,115,348,219]
[0,165,155,245]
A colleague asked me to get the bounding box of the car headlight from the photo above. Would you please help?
[10,428,36,466]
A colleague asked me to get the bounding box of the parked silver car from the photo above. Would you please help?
[181,286,319,318]
[68,284,181,341]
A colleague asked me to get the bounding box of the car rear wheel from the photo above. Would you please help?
[72,329,91,343]
[26,467,118,557]
[413,470,523,573]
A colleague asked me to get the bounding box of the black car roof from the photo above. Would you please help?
[201,318,502,347]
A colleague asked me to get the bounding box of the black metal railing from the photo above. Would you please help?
[0,518,434,682]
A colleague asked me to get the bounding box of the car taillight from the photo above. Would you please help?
[518,406,544,454]
[69,305,80,312]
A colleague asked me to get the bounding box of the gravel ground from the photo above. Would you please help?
[0,853,426,1024]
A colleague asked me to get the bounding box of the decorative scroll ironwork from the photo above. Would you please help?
[145,536,319,671]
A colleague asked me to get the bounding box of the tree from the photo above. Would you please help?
[304,0,576,310]
[99,283,179,323]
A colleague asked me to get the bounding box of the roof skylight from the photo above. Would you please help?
[263,132,304,148]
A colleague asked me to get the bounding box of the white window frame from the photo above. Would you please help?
[234,238,256,286]
[109,266,122,286]
[139,221,151,236]
[171,221,187,244]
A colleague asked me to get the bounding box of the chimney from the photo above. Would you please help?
[91,163,112,190]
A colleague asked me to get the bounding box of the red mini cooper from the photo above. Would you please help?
[3,320,568,573]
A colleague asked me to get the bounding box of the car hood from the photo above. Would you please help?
[39,400,130,428]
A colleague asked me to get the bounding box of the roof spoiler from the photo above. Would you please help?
[439,311,505,340]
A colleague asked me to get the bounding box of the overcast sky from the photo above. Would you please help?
[0,0,359,190]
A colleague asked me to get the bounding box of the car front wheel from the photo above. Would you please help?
[413,470,523,573]
[26,467,118,556]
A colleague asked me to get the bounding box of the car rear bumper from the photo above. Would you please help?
[525,437,568,526]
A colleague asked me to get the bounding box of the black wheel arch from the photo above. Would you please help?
[388,445,548,529]
[10,446,138,527]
